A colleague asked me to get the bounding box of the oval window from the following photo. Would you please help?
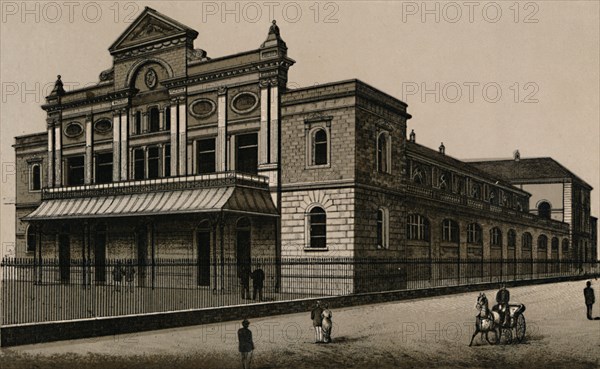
[231,92,259,114]
[189,99,216,118]
[64,122,83,138]
[94,119,112,133]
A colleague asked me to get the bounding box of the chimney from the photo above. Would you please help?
[513,150,520,162]
[439,142,445,155]
[409,129,416,143]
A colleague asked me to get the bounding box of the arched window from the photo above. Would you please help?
[377,208,389,249]
[467,223,482,245]
[522,232,533,250]
[537,235,548,250]
[149,107,160,132]
[538,201,551,219]
[551,237,559,252]
[377,132,391,174]
[490,227,502,247]
[442,219,459,243]
[312,129,328,166]
[507,229,517,248]
[30,163,41,191]
[407,214,430,241]
[308,207,327,249]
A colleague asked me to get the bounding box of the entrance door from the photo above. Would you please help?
[236,218,252,277]
[197,230,211,286]
[94,229,107,282]
[58,233,71,283]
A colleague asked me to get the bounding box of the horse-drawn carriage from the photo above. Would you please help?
[469,293,527,345]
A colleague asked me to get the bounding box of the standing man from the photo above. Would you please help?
[311,301,324,343]
[251,265,265,301]
[240,265,251,300]
[584,281,595,320]
[238,319,254,369]
[496,284,510,327]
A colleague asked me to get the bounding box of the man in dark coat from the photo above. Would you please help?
[251,267,265,301]
[311,301,323,343]
[496,285,510,327]
[239,265,251,300]
[584,281,595,320]
[238,319,254,369]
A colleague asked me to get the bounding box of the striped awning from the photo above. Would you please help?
[23,187,278,221]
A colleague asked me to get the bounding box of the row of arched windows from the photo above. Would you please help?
[307,128,392,174]
[406,214,569,252]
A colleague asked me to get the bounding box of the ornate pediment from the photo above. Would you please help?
[109,7,198,55]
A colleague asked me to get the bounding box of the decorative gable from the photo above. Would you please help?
[109,7,198,55]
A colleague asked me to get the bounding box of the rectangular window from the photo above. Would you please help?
[149,107,160,133]
[164,144,171,177]
[95,152,113,184]
[134,111,142,135]
[133,148,145,180]
[236,133,258,174]
[148,146,160,179]
[197,138,216,174]
[165,108,171,130]
[66,156,85,186]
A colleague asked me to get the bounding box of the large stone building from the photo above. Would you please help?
[13,8,596,293]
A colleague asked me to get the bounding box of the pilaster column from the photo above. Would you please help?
[259,82,269,165]
[170,102,179,176]
[120,110,129,181]
[159,107,165,130]
[84,114,93,185]
[269,83,279,164]
[47,118,54,187]
[54,121,62,187]
[178,99,187,175]
[112,111,121,182]
[217,87,228,172]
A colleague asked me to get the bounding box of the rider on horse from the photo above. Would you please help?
[496,284,510,327]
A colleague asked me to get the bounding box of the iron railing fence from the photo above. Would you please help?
[1,257,598,325]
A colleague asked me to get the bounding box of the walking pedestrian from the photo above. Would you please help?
[238,319,254,369]
[584,280,595,320]
[311,301,324,343]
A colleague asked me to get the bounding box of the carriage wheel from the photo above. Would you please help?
[500,327,513,344]
[485,330,500,345]
[515,314,526,343]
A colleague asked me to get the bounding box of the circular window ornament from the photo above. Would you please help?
[94,119,112,134]
[231,92,259,114]
[145,68,158,89]
[64,122,83,138]
[189,98,216,118]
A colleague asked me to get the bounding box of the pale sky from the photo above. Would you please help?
[1,1,599,256]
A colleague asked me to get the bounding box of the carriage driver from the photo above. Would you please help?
[496,284,511,327]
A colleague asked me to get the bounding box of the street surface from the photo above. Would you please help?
[1,280,599,368]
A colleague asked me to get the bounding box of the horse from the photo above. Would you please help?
[469,293,502,346]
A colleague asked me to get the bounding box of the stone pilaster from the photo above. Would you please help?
[217,87,228,172]
[84,114,93,184]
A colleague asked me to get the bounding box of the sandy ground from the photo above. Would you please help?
[1,280,599,369]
